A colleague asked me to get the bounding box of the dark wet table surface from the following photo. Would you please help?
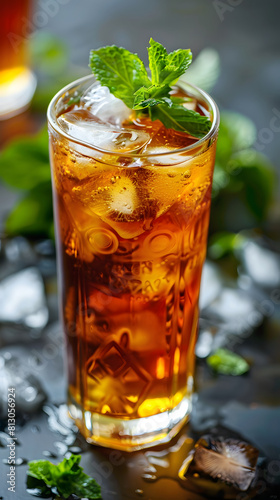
[1,289,280,500]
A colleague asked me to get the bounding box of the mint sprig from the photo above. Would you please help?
[26,454,102,499]
[148,38,192,86]
[89,45,150,108]
[89,38,212,138]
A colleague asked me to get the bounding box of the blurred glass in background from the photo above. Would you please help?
[0,0,36,119]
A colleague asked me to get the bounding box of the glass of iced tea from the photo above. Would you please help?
[0,0,36,119]
[48,74,219,450]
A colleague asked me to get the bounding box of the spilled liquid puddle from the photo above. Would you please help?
[141,435,195,487]
[138,432,260,500]
[41,404,260,499]
[43,404,78,443]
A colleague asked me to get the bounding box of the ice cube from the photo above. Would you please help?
[71,172,151,239]
[144,146,188,165]
[109,175,138,215]
[0,354,47,417]
[201,287,263,336]
[181,435,259,491]
[0,267,48,328]
[81,82,110,110]
[81,82,131,126]
[238,239,280,289]
[3,236,35,265]
[143,124,198,164]
[58,109,150,153]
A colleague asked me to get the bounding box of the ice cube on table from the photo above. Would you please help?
[81,82,131,126]
[3,236,35,265]
[201,287,263,336]
[58,109,150,153]
[0,267,48,329]
[181,434,259,491]
[238,239,280,289]
[0,354,47,417]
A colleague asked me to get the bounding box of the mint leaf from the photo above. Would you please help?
[28,459,55,484]
[57,471,102,499]
[27,454,102,499]
[179,48,220,93]
[26,475,52,497]
[207,348,250,376]
[133,84,171,109]
[150,102,212,138]
[148,38,192,85]
[89,39,211,137]
[89,45,150,108]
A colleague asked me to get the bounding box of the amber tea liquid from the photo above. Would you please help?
[48,76,219,450]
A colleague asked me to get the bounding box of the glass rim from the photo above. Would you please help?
[47,74,220,158]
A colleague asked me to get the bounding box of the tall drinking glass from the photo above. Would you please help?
[0,0,36,119]
[48,75,219,450]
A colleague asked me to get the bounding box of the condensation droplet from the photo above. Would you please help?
[43,450,57,458]
[183,170,191,179]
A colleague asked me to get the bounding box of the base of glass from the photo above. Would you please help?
[68,394,191,451]
[0,68,37,120]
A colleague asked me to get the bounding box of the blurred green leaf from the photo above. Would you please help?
[179,48,220,92]
[212,163,230,197]
[29,31,68,75]
[28,31,87,113]
[207,348,250,375]
[211,110,275,232]
[5,181,53,238]
[227,149,275,221]
[31,79,69,113]
[0,127,50,190]
[216,111,257,166]
[208,232,245,259]
[219,111,257,151]
[216,120,234,166]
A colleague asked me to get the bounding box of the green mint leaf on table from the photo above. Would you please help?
[27,454,102,499]
[89,39,211,138]
[207,348,250,376]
